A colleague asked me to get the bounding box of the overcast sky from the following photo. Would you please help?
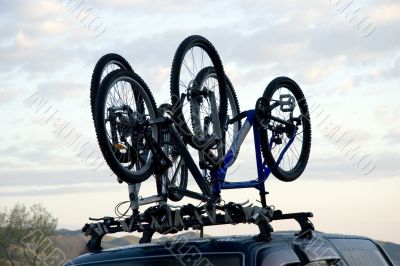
[0,0,399,243]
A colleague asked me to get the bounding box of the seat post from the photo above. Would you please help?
[259,184,267,208]
[128,183,141,214]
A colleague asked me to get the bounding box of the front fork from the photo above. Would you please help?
[127,119,172,215]
[191,91,224,169]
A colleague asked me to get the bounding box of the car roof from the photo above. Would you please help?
[69,231,377,265]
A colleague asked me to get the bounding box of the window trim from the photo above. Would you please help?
[72,251,246,266]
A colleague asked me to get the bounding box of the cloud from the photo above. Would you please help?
[300,56,348,84]
[0,0,399,187]
[374,104,400,125]
[372,152,400,178]
[304,151,400,180]
[94,0,200,13]
[37,80,86,100]
[0,182,121,197]
[0,31,90,73]
[0,87,22,104]
[382,56,400,80]
[384,128,400,145]
[0,168,114,187]
[0,1,94,74]
[369,2,400,25]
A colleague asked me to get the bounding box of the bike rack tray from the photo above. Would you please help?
[82,203,314,252]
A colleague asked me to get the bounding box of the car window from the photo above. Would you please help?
[256,244,301,266]
[330,238,390,266]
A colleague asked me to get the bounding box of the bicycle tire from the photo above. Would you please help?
[90,53,132,117]
[225,73,242,163]
[190,66,242,166]
[260,77,311,182]
[170,35,227,150]
[91,55,134,165]
[94,69,160,184]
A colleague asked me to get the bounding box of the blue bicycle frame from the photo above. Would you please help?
[210,109,296,206]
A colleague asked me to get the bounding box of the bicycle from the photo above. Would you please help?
[91,36,240,207]
[92,35,311,209]
[168,36,311,194]
[91,53,197,205]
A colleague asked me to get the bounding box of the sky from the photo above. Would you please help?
[0,0,399,243]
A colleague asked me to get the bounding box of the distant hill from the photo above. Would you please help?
[102,235,141,249]
[55,229,83,237]
[156,231,210,242]
[50,230,210,261]
[52,230,400,265]
[52,229,87,261]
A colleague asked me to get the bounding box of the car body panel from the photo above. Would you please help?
[67,232,394,266]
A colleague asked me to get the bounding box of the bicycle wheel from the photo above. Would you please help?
[191,66,241,167]
[158,104,188,202]
[225,74,242,158]
[259,77,311,182]
[90,53,132,116]
[170,35,227,150]
[94,69,160,184]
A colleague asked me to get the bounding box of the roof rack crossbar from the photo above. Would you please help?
[82,202,314,252]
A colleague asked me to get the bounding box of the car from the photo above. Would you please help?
[66,231,395,265]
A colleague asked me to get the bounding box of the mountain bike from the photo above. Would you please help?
[92,35,311,208]
[166,35,311,204]
[91,56,239,209]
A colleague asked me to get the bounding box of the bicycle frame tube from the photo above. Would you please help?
[127,115,213,210]
[168,122,212,197]
[210,110,296,195]
[131,109,296,205]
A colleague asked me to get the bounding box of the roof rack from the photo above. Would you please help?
[82,202,314,252]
